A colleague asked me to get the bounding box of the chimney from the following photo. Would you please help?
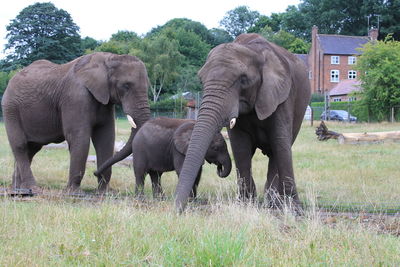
[312,25,318,41]
[368,28,379,41]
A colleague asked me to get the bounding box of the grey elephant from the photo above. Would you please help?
[94,117,232,199]
[175,33,311,212]
[1,52,150,193]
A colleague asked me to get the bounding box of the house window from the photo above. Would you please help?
[330,70,339,82]
[331,56,340,64]
[348,70,357,79]
[349,97,357,101]
[308,71,312,79]
[333,97,342,102]
[348,56,356,65]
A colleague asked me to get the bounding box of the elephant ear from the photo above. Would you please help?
[74,53,110,105]
[173,121,195,155]
[255,45,292,120]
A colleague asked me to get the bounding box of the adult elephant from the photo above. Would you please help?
[1,52,150,193]
[175,33,311,212]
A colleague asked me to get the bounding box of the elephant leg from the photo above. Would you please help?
[11,142,42,190]
[189,167,202,199]
[133,164,146,199]
[149,171,164,199]
[272,140,301,209]
[264,156,281,208]
[5,118,38,189]
[92,121,115,192]
[65,133,91,192]
[228,128,257,201]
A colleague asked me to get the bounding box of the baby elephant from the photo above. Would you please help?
[95,117,232,199]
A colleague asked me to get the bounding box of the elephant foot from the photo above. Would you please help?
[97,187,117,196]
[134,192,145,201]
[9,183,42,197]
[264,194,304,216]
[153,192,166,201]
[63,186,85,197]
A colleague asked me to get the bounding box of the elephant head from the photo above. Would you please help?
[74,52,151,128]
[173,121,232,178]
[175,34,301,212]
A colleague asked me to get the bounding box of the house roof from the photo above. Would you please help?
[318,34,369,55]
[329,79,362,96]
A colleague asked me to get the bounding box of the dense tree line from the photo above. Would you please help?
[1,1,400,116]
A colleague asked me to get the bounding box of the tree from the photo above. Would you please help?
[95,31,142,55]
[147,18,212,44]
[137,34,184,102]
[208,28,233,47]
[260,27,310,54]
[3,2,82,69]
[355,36,400,121]
[219,6,260,37]
[81,37,100,53]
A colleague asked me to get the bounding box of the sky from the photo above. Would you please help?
[0,0,301,59]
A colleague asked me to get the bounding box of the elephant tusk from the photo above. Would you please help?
[230,118,237,129]
[127,115,137,128]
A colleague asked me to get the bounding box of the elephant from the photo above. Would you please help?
[94,117,232,199]
[175,33,311,212]
[1,52,151,194]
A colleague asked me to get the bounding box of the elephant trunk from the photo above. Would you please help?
[94,105,150,177]
[217,155,232,178]
[175,92,229,212]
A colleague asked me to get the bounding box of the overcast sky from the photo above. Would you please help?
[0,0,300,59]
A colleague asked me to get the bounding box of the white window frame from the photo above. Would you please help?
[348,70,357,79]
[349,97,357,101]
[331,56,340,64]
[348,56,356,65]
[330,70,339,82]
[333,97,342,102]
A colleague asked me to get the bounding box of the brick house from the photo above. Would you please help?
[308,26,378,95]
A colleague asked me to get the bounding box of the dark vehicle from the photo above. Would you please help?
[320,110,357,122]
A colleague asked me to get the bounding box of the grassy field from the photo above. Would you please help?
[1,119,400,266]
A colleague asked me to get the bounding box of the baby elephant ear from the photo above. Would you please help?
[255,47,292,120]
[74,53,110,105]
[173,121,195,155]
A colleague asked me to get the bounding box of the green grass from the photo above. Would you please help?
[1,119,400,266]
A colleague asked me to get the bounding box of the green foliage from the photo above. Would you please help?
[0,69,19,95]
[219,6,260,37]
[355,36,400,121]
[81,37,100,53]
[137,33,184,102]
[149,97,188,110]
[173,29,211,67]
[148,18,212,44]
[281,0,400,41]
[3,2,82,70]
[310,93,325,103]
[208,28,234,47]
[260,27,310,54]
[248,14,283,33]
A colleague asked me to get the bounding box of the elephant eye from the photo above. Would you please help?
[239,75,249,86]
[123,82,132,90]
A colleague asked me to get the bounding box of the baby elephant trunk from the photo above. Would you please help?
[217,155,232,178]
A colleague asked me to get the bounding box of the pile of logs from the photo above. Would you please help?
[316,121,400,144]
